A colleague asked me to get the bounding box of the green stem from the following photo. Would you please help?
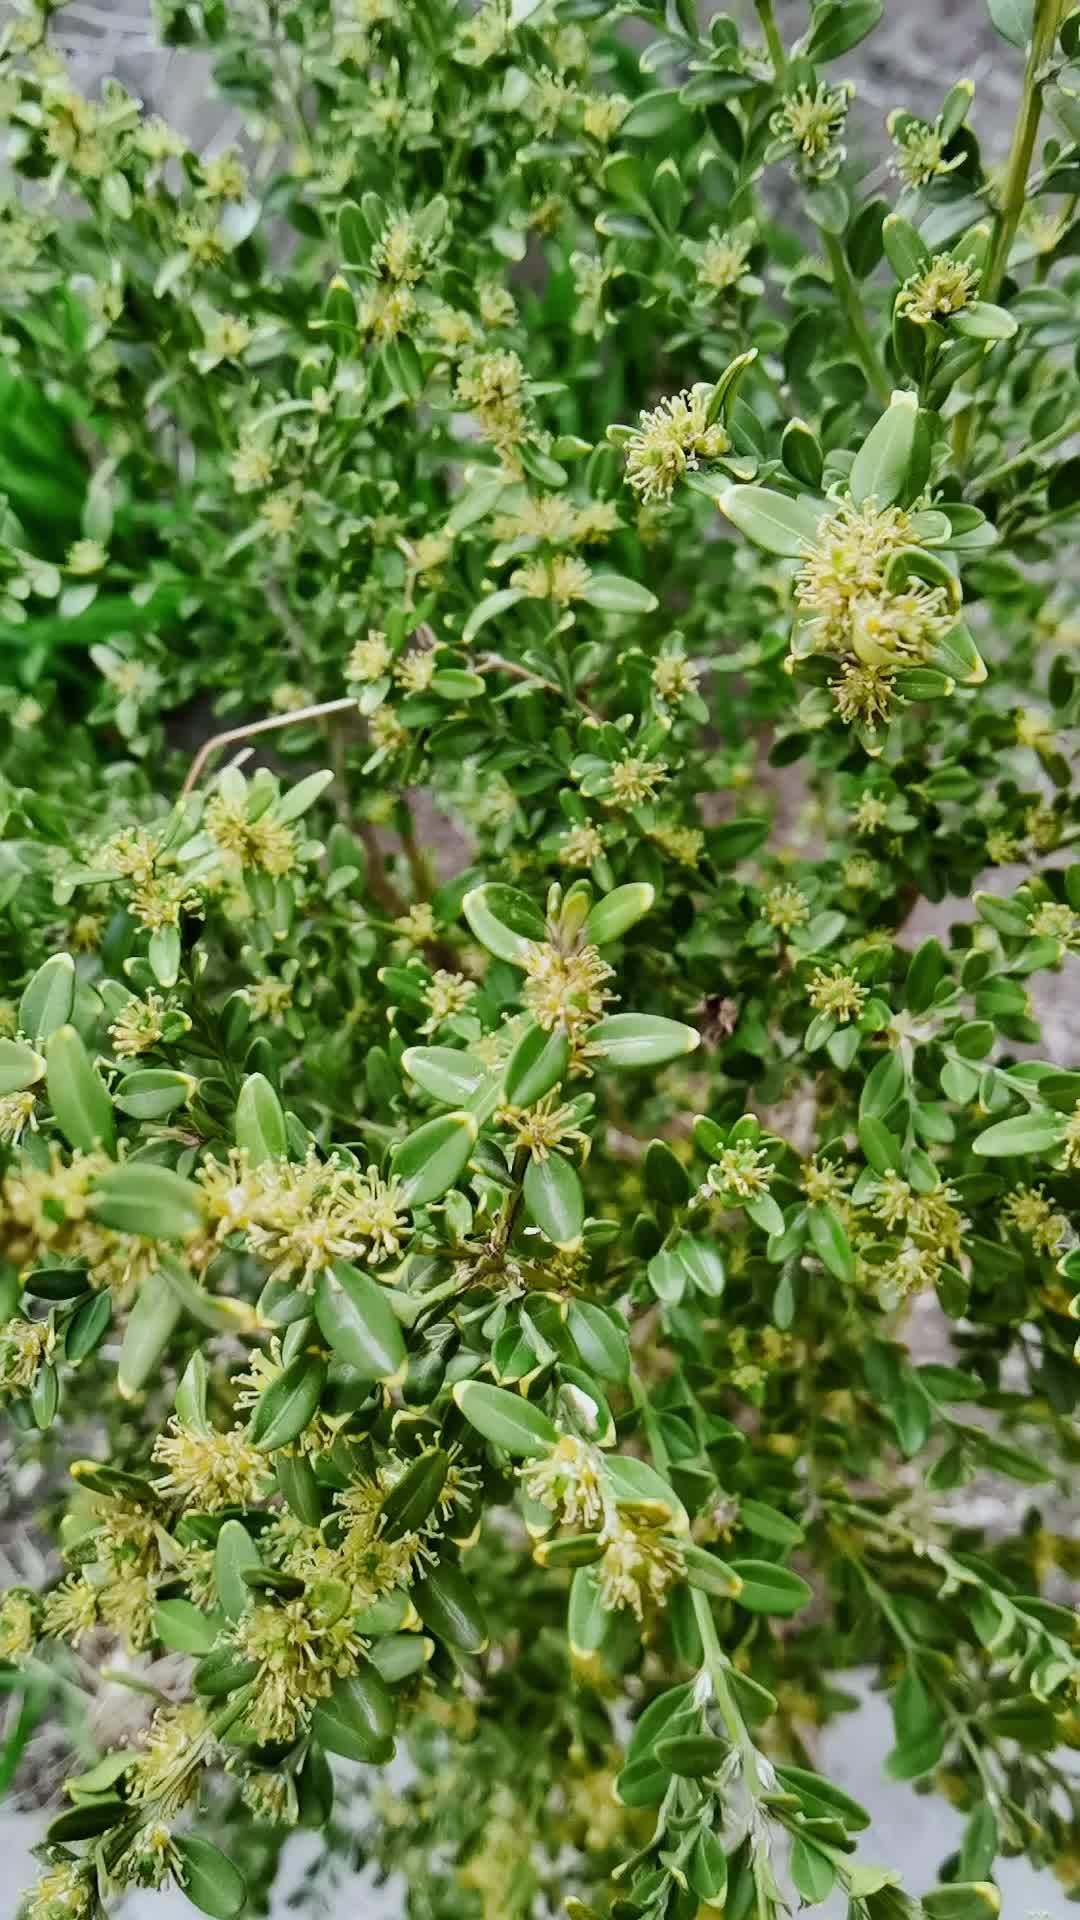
[820,229,890,408]
[953,0,1066,466]
[690,1588,764,1797]
[975,408,1080,488]
[753,0,787,82]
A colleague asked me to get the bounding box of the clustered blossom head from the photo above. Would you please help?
[624,388,729,503]
[761,882,810,933]
[152,1417,268,1510]
[1001,1185,1070,1256]
[696,227,752,294]
[522,940,616,1052]
[794,500,957,731]
[895,253,979,326]
[771,81,852,176]
[706,1140,775,1203]
[194,1146,410,1283]
[890,115,965,190]
[498,1090,589,1161]
[807,966,867,1023]
[522,1433,606,1528]
[455,350,530,462]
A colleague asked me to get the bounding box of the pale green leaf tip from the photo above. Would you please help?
[888,389,918,411]
[448,1110,479,1140]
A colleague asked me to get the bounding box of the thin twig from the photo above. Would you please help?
[477,653,601,722]
[179,698,358,798]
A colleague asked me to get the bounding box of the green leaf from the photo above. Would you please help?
[972,1112,1067,1156]
[452,1380,557,1457]
[643,1139,691,1207]
[738,1499,804,1546]
[114,1068,193,1119]
[805,0,883,60]
[413,1561,488,1653]
[0,1038,46,1096]
[462,587,525,645]
[789,1837,837,1905]
[462,883,545,964]
[583,882,655,945]
[117,1269,184,1399]
[859,1049,906,1120]
[46,1025,116,1156]
[91,1165,205,1238]
[951,301,1018,340]
[655,1733,728,1776]
[567,1301,629,1382]
[859,1116,903,1173]
[249,1352,327,1451]
[19,952,75,1045]
[524,1152,584,1246]
[922,1885,1001,1920]
[380,1448,450,1540]
[807,1203,855,1283]
[579,572,658,613]
[235,1071,288,1164]
[882,214,930,281]
[716,485,823,556]
[404,1045,488,1106]
[729,1559,812,1615]
[214,1519,262,1619]
[154,1598,220,1655]
[174,1836,248,1919]
[314,1261,406,1382]
[987,0,1033,48]
[502,1024,570,1107]
[585,1013,700,1069]
[393,1110,477,1205]
[850,391,919,509]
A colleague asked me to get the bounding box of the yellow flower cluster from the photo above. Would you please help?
[795,500,957,730]
[522,940,616,1051]
[624,389,729,503]
[195,1147,410,1285]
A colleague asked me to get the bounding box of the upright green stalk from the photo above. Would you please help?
[953,0,1066,464]
[821,229,891,407]
[754,0,787,82]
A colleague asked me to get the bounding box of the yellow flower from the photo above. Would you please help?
[348,630,393,682]
[707,1140,774,1202]
[521,1434,606,1528]
[652,654,700,703]
[20,1863,94,1920]
[1001,1185,1069,1256]
[395,902,437,945]
[892,116,964,190]
[421,969,476,1032]
[558,824,602,868]
[762,883,810,933]
[65,538,107,575]
[772,81,851,174]
[498,1091,588,1161]
[0,1317,51,1391]
[1028,900,1080,950]
[511,556,592,604]
[152,1419,268,1509]
[807,966,866,1023]
[624,388,729,503]
[109,990,167,1058]
[697,228,752,294]
[596,1518,685,1620]
[0,1092,37,1146]
[523,940,616,1047]
[605,755,668,809]
[896,253,979,327]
